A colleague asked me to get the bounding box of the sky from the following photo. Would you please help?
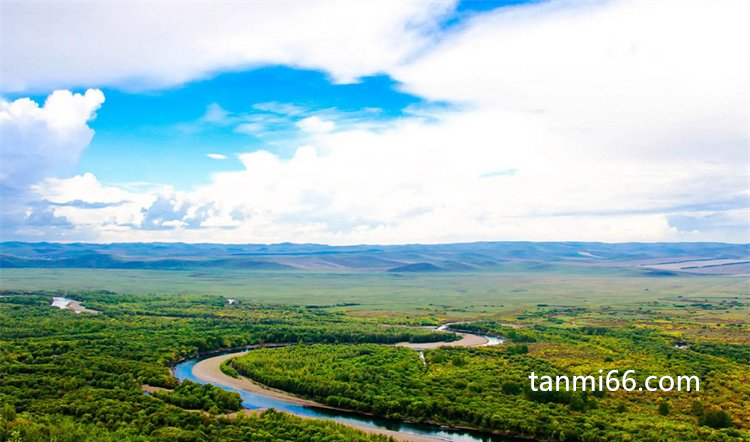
[1,0,748,244]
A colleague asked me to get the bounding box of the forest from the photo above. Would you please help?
[0,290,449,442]
[230,322,749,441]
[1,287,748,442]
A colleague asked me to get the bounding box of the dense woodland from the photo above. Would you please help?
[231,322,749,441]
[1,289,748,442]
[0,408,394,442]
[0,290,450,442]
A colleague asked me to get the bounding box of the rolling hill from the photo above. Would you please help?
[1,241,747,274]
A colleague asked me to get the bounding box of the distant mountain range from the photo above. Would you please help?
[1,241,748,275]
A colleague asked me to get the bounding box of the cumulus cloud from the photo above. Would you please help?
[296,116,335,134]
[28,108,741,243]
[3,1,748,243]
[1,89,105,192]
[25,173,163,239]
[1,1,454,92]
[0,90,105,238]
[207,153,228,160]
[393,0,749,165]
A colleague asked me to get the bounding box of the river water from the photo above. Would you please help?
[174,345,514,442]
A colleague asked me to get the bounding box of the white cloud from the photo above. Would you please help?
[0,89,105,192]
[201,104,233,125]
[0,89,107,239]
[3,1,749,243]
[392,0,749,166]
[31,108,744,243]
[38,172,135,205]
[1,1,454,92]
[31,173,160,231]
[207,153,228,160]
[196,102,372,142]
[252,102,307,116]
[296,116,335,134]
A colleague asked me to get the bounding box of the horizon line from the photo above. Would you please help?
[1,240,748,247]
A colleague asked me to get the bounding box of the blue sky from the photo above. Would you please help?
[1,0,748,244]
[76,68,428,188]
[6,66,433,188]
[5,0,526,174]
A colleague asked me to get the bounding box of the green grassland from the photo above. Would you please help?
[1,266,747,319]
[1,262,748,442]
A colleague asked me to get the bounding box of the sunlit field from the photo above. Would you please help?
[1,266,747,321]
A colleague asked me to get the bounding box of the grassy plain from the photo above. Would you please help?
[1,262,748,441]
[1,266,747,320]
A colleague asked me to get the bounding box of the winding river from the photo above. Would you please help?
[174,326,511,442]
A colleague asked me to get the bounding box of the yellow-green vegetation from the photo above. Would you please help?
[0,408,393,442]
[0,290,451,442]
[2,266,746,317]
[231,312,749,441]
[150,380,242,414]
[0,262,747,442]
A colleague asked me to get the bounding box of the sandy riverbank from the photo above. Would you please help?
[192,353,448,442]
[193,353,326,407]
[395,332,488,350]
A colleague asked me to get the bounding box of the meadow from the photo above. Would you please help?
[1,251,748,442]
[1,265,746,319]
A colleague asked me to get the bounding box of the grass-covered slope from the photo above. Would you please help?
[2,241,747,273]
